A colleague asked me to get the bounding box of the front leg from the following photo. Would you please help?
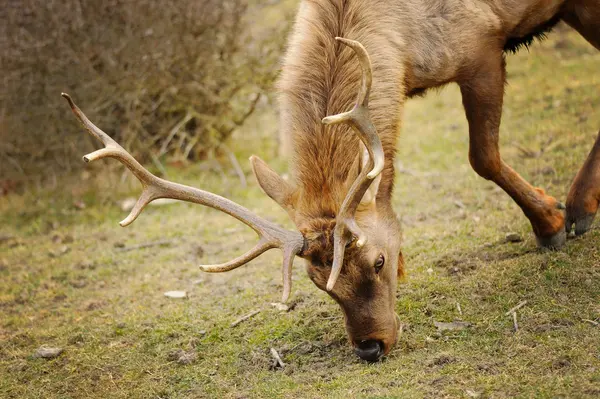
[459,54,566,248]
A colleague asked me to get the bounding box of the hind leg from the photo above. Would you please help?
[562,0,600,50]
[566,131,600,235]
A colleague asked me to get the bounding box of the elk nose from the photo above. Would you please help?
[354,340,384,362]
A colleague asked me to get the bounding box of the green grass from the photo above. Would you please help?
[1,27,599,398]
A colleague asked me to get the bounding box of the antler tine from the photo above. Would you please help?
[321,38,383,179]
[319,38,385,291]
[63,94,305,302]
[62,93,161,226]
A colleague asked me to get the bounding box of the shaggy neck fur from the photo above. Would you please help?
[278,0,406,223]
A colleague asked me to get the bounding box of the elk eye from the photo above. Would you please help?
[374,254,385,273]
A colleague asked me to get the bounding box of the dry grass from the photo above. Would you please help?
[1,26,599,398]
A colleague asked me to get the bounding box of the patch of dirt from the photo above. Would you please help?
[429,354,456,367]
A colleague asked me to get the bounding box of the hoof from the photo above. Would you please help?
[566,213,596,237]
[535,229,566,249]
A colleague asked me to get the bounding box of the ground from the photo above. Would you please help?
[1,26,599,398]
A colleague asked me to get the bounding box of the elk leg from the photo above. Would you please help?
[562,0,600,51]
[566,130,600,235]
[459,54,566,248]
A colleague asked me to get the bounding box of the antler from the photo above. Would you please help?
[62,93,305,302]
[321,38,385,291]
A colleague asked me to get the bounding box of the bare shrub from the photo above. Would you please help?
[0,0,289,182]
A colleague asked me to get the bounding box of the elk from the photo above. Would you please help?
[65,0,599,362]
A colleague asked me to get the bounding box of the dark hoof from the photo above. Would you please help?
[535,229,566,249]
[566,213,596,237]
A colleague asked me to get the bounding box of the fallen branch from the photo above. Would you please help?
[505,300,527,316]
[512,311,519,332]
[117,239,174,252]
[270,347,285,369]
[230,309,261,327]
[456,302,462,316]
[582,318,599,327]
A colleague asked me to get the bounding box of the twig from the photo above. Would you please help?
[117,239,174,252]
[582,319,599,326]
[230,309,261,327]
[456,302,463,316]
[220,143,247,188]
[270,347,285,369]
[505,300,528,316]
[512,311,519,332]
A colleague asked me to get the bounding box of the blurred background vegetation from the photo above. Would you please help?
[1,0,294,192]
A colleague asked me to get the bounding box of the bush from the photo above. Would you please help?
[0,0,289,182]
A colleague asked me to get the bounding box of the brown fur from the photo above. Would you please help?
[253,0,600,358]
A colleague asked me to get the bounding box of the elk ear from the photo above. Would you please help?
[250,155,296,213]
[397,250,405,279]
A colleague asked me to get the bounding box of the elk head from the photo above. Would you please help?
[252,38,403,361]
[64,37,401,362]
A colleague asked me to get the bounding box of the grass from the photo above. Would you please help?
[1,26,599,398]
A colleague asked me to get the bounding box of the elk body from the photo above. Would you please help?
[65,0,600,362]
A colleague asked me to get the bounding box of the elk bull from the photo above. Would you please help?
[64,0,599,362]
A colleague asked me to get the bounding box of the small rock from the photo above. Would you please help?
[34,346,63,359]
[73,200,86,210]
[164,291,187,299]
[270,302,290,312]
[505,232,523,243]
[434,321,472,331]
[466,389,481,398]
[48,245,70,258]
